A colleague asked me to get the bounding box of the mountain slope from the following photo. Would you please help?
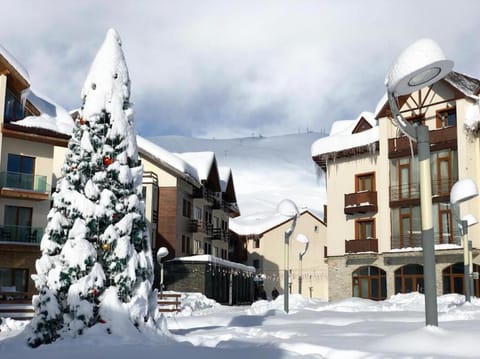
[148,132,326,216]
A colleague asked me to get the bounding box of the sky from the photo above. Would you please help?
[2,1,480,139]
[3,292,480,358]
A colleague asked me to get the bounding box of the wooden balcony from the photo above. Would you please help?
[344,191,377,214]
[345,238,378,253]
[388,126,457,158]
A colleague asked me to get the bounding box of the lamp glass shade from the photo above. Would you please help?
[386,38,453,96]
[296,233,309,244]
[156,247,169,264]
[277,199,299,217]
[450,179,479,205]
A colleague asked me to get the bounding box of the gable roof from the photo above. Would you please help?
[311,111,378,169]
[229,209,324,237]
[178,151,221,192]
[375,71,480,119]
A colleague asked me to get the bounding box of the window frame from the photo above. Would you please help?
[355,172,375,192]
[355,218,375,240]
[436,107,456,129]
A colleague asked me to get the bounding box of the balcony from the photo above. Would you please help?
[391,233,461,250]
[0,225,43,244]
[388,126,457,158]
[345,238,378,253]
[0,172,49,201]
[390,177,457,204]
[344,191,378,215]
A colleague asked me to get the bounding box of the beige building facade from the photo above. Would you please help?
[231,209,328,300]
[313,72,480,301]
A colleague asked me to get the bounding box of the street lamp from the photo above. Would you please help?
[276,199,300,313]
[156,247,169,296]
[385,38,454,327]
[296,234,309,295]
[450,178,479,302]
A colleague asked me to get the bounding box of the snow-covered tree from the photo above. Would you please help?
[27,29,156,347]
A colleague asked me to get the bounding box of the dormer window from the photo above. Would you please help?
[4,88,24,123]
[436,108,456,128]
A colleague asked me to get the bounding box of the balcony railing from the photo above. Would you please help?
[390,177,457,202]
[388,126,457,158]
[344,191,378,214]
[345,238,378,253]
[391,233,461,249]
[0,172,48,193]
[0,225,43,244]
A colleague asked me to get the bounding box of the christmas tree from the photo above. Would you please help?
[27,29,156,347]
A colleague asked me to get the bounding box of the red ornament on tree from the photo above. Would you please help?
[103,156,113,166]
[92,288,98,296]
[79,117,87,126]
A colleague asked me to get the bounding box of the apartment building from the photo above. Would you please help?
[312,72,480,301]
[0,49,72,300]
[230,209,328,300]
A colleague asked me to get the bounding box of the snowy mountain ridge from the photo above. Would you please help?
[147,132,327,217]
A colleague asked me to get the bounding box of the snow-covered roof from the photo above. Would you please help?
[311,112,378,158]
[169,254,255,273]
[177,152,215,182]
[229,209,321,236]
[13,88,75,136]
[218,167,232,192]
[0,44,29,84]
[136,136,200,182]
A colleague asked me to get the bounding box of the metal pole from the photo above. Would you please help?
[284,231,289,313]
[462,221,471,302]
[160,262,164,296]
[469,240,474,298]
[417,125,438,326]
[298,254,303,295]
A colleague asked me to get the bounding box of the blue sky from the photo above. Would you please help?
[2,0,480,139]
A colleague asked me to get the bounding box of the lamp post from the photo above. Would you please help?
[450,179,479,302]
[385,38,454,327]
[277,199,300,314]
[156,247,169,296]
[296,233,309,295]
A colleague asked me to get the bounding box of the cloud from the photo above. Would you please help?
[2,1,480,138]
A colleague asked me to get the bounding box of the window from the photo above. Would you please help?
[438,203,453,244]
[395,264,424,294]
[4,89,25,123]
[194,206,202,220]
[390,157,419,201]
[182,235,191,254]
[253,238,260,248]
[7,154,35,190]
[431,149,457,196]
[356,172,375,192]
[182,199,192,218]
[352,266,386,300]
[0,267,28,292]
[391,206,421,249]
[4,206,33,243]
[436,108,456,128]
[355,219,375,240]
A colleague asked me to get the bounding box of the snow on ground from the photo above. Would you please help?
[2,292,480,358]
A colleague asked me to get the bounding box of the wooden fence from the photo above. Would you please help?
[0,292,182,321]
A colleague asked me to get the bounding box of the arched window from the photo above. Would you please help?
[352,266,386,300]
[443,263,480,296]
[394,264,424,294]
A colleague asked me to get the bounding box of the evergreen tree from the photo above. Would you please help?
[27,29,155,347]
